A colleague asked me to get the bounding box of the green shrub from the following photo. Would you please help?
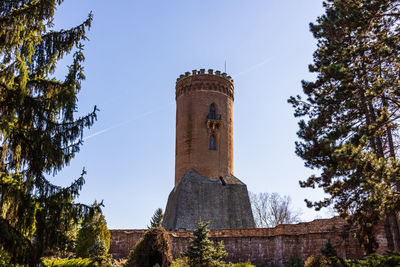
[170,257,253,267]
[303,252,400,267]
[344,252,400,266]
[230,263,256,267]
[76,205,111,259]
[90,253,112,267]
[0,250,11,267]
[304,255,330,267]
[112,258,127,267]
[320,240,337,258]
[171,257,189,267]
[285,255,303,267]
[42,257,95,267]
[125,227,173,267]
[88,237,112,266]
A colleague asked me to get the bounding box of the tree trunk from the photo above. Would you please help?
[381,95,400,251]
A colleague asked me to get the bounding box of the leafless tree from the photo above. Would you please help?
[249,192,302,228]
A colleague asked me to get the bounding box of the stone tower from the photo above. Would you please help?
[163,69,255,231]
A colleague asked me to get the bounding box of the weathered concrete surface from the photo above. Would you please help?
[109,217,389,266]
[162,169,256,231]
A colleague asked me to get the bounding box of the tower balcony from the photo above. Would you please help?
[207,114,221,129]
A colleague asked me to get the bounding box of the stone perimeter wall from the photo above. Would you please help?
[109,217,389,266]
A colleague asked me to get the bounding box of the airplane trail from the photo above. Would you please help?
[83,59,270,141]
[83,102,174,141]
[234,58,271,77]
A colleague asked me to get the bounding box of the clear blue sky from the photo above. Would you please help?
[49,0,330,229]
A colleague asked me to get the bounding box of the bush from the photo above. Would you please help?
[230,263,256,267]
[170,258,253,267]
[304,255,330,267]
[125,227,173,267]
[42,257,95,267]
[320,240,337,258]
[304,252,400,267]
[88,237,112,266]
[285,255,303,267]
[112,258,127,267]
[344,252,400,266]
[0,250,11,267]
[90,253,112,267]
[75,205,111,259]
[171,257,189,267]
[304,255,345,267]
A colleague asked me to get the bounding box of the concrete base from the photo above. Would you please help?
[162,169,255,231]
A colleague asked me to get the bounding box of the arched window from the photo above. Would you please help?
[209,104,216,120]
[209,135,216,150]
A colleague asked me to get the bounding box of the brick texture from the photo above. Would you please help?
[175,71,234,185]
[109,217,389,266]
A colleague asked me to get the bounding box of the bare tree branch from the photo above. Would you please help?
[250,192,302,228]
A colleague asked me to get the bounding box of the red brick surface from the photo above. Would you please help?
[109,217,388,266]
[175,73,234,185]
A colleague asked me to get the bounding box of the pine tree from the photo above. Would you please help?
[320,239,337,258]
[288,0,400,254]
[0,1,97,265]
[184,221,227,267]
[148,208,164,228]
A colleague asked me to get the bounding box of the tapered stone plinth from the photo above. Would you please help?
[163,169,255,231]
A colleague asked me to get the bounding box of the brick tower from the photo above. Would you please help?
[163,69,255,231]
[174,69,234,185]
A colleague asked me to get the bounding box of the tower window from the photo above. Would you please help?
[209,135,216,150]
[209,104,216,120]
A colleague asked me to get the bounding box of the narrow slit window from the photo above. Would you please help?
[209,104,216,120]
[209,135,216,150]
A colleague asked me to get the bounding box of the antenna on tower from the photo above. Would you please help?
[224,60,227,73]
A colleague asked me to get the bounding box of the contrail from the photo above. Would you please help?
[83,102,174,141]
[234,58,272,77]
[83,59,270,142]
[82,123,125,141]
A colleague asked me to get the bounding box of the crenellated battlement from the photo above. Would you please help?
[175,69,234,100]
[176,69,233,84]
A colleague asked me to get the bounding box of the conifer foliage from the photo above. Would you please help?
[0,0,97,265]
[75,202,111,259]
[184,221,228,267]
[148,208,164,228]
[289,0,400,253]
[320,239,337,258]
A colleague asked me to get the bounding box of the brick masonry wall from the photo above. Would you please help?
[109,217,389,266]
[175,72,234,185]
